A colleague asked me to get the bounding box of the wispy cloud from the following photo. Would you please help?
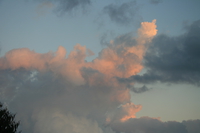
[149,0,162,5]
[32,0,91,16]
[54,0,91,15]
[103,1,139,25]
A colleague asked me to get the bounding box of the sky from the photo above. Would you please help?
[0,0,200,133]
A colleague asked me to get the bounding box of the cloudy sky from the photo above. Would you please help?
[0,0,200,133]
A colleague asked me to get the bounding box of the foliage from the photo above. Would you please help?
[0,102,21,133]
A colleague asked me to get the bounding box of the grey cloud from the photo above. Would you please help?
[0,68,122,133]
[110,117,200,133]
[55,0,91,15]
[113,32,137,47]
[149,0,162,4]
[100,31,137,47]
[34,0,91,15]
[121,19,200,85]
[182,119,200,133]
[131,85,150,93]
[103,1,139,25]
[99,31,116,46]
[1,17,200,132]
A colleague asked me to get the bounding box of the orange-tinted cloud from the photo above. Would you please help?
[105,102,142,124]
[0,20,159,133]
[88,19,157,79]
[0,20,157,103]
[120,102,142,122]
[0,48,53,70]
[138,19,157,39]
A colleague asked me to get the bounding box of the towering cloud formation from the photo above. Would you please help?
[0,20,199,133]
[0,19,157,83]
[0,20,156,133]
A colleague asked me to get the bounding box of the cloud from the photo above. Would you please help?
[33,109,103,133]
[149,0,162,4]
[182,119,200,133]
[120,19,200,86]
[2,20,199,133]
[103,1,139,25]
[0,47,54,70]
[35,1,54,18]
[54,0,91,15]
[99,31,116,46]
[131,85,150,93]
[0,69,111,132]
[110,117,190,133]
[33,0,91,15]
[119,103,142,122]
[105,102,142,124]
[110,32,137,47]
[110,117,200,133]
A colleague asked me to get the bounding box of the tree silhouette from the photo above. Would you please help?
[0,102,21,133]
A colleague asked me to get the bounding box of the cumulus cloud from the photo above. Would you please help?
[1,19,200,133]
[0,20,158,133]
[103,1,139,25]
[120,19,200,86]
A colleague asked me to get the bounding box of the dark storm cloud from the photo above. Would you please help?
[103,1,139,25]
[120,19,200,85]
[149,0,162,4]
